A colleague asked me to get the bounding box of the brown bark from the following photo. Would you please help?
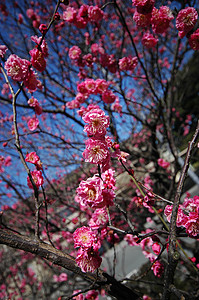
[0,228,140,300]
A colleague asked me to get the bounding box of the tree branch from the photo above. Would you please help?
[0,229,140,300]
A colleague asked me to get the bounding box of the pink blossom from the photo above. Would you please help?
[89,208,108,229]
[27,170,44,189]
[184,212,199,237]
[77,81,89,94]
[63,7,77,23]
[28,97,43,115]
[28,117,39,131]
[111,144,129,162]
[151,6,174,34]
[5,54,30,81]
[143,295,152,300]
[78,104,100,118]
[124,234,139,246]
[53,273,68,282]
[75,93,87,104]
[25,152,42,170]
[66,99,80,109]
[28,97,39,108]
[142,33,158,48]
[84,78,96,94]
[101,168,116,190]
[102,189,115,206]
[83,138,109,165]
[4,156,11,167]
[164,204,188,227]
[29,48,46,72]
[85,290,99,300]
[25,152,40,164]
[76,247,102,273]
[91,43,100,55]
[0,45,7,58]
[39,24,47,34]
[18,13,23,24]
[95,79,109,94]
[75,5,89,29]
[26,8,40,28]
[111,98,122,115]
[183,196,199,213]
[157,158,170,169]
[132,0,155,15]
[152,242,161,255]
[88,6,104,22]
[107,54,117,73]
[119,56,138,71]
[83,108,109,137]
[151,260,164,277]
[23,69,42,92]
[83,54,93,67]
[133,11,151,28]
[76,175,104,208]
[73,226,95,249]
[176,7,198,36]
[189,29,199,50]
[72,290,84,300]
[102,90,116,104]
[128,56,138,71]
[31,36,49,58]
[69,46,82,60]
[34,103,43,115]
[0,155,5,164]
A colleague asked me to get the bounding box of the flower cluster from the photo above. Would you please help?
[29,36,49,73]
[176,7,198,38]
[133,11,152,28]
[63,5,104,29]
[67,78,116,108]
[68,42,119,75]
[164,196,199,238]
[133,5,174,34]
[132,0,155,15]
[3,36,47,91]
[83,108,109,137]
[5,54,30,82]
[83,137,110,166]
[73,226,102,272]
[118,56,138,72]
[4,54,41,92]
[76,173,115,209]
[151,6,174,34]
[81,106,125,169]
[142,33,158,48]
[74,107,118,272]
